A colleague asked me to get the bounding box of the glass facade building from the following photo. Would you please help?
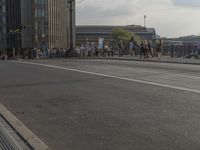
[0,0,6,54]
[0,0,75,56]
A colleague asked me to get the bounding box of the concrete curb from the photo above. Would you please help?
[0,102,50,150]
[79,57,200,65]
[8,56,200,65]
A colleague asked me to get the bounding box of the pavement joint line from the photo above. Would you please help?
[92,57,200,65]
[0,102,50,150]
[173,74,200,79]
[11,60,200,94]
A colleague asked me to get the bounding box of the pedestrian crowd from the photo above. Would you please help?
[138,39,163,59]
[23,48,75,59]
[78,39,164,59]
[79,42,114,58]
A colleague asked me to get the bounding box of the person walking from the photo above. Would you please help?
[104,43,109,57]
[129,38,137,57]
[197,43,200,59]
[157,39,163,59]
[143,40,148,58]
[147,41,153,58]
[80,44,85,58]
[118,41,123,57]
[91,42,95,57]
[85,44,88,57]
[129,40,134,56]
[170,43,174,58]
[107,45,112,57]
[140,41,145,59]
[95,46,99,57]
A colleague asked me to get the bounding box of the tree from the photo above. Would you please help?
[111,28,142,45]
[131,32,142,45]
[112,28,132,42]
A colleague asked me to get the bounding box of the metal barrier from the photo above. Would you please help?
[0,115,32,150]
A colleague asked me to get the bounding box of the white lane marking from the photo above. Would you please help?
[11,61,200,94]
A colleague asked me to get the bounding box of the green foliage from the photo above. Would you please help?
[111,28,142,45]
[112,28,132,41]
[132,32,142,45]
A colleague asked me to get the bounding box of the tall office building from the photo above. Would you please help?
[0,0,7,55]
[47,0,75,49]
[0,0,75,56]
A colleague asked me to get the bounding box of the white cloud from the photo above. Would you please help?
[173,0,200,7]
[76,0,200,37]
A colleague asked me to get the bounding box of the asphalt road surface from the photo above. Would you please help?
[0,59,200,150]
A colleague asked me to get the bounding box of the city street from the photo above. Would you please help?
[0,59,200,150]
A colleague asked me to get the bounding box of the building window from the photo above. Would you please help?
[38,9,45,17]
[36,0,45,5]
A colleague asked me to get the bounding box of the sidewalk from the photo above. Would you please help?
[93,55,200,65]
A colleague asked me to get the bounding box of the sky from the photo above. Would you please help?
[76,0,200,38]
